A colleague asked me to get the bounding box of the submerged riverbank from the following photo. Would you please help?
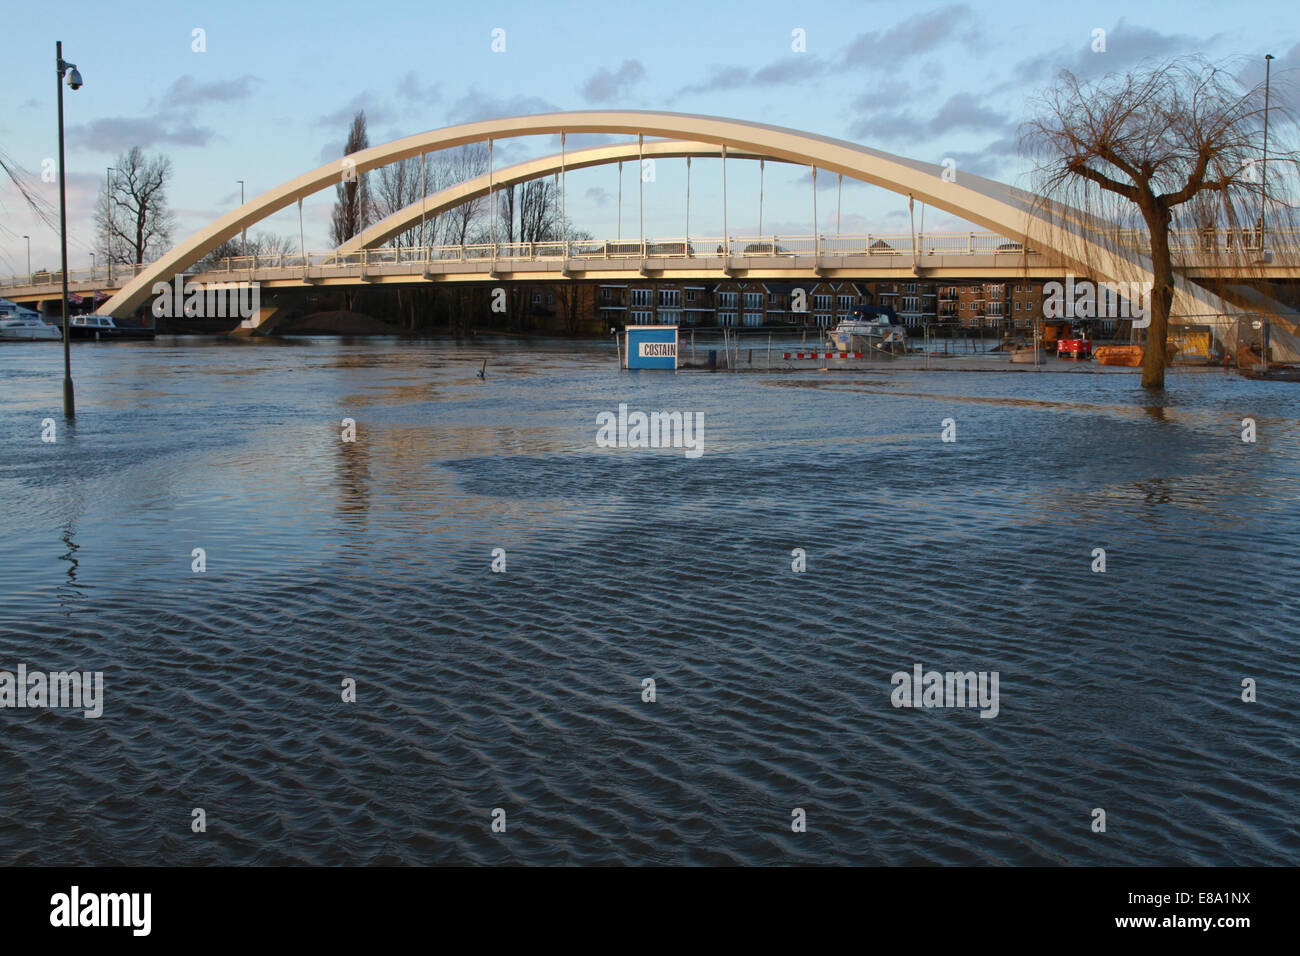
[1,336,1296,865]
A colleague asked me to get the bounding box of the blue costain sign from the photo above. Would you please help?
[625,325,678,370]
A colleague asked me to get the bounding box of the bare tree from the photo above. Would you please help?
[1022,56,1298,387]
[250,231,297,257]
[330,111,373,247]
[96,146,177,265]
[373,157,426,248]
[496,178,562,245]
[435,144,490,247]
[197,231,296,269]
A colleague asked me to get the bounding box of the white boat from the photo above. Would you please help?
[69,314,155,339]
[827,308,908,355]
[0,300,61,341]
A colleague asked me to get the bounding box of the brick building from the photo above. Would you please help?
[514,277,1060,331]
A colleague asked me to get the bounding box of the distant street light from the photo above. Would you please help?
[22,235,30,280]
[237,180,246,258]
[56,40,83,418]
[106,166,119,282]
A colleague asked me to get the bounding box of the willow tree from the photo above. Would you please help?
[1022,57,1297,387]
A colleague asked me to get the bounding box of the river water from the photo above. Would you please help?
[1,336,1296,865]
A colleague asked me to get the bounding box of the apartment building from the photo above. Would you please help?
[572,278,1056,331]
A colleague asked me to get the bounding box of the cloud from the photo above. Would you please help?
[67,116,215,151]
[444,88,561,124]
[1003,19,1213,91]
[315,93,395,130]
[157,74,261,109]
[850,93,1015,144]
[396,71,442,105]
[580,60,646,103]
[675,59,829,98]
[672,7,972,100]
[791,167,869,189]
[947,137,1020,177]
[844,6,979,65]
[585,186,613,207]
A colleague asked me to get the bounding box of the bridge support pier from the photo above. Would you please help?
[229,305,281,337]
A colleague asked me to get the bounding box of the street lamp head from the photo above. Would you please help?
[66,67,83,90]
[1266,54,1275,60]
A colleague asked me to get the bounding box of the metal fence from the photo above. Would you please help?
[7,227,1300,290]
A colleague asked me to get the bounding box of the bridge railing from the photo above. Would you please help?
[6,229,1300,290]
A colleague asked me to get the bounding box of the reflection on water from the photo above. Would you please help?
[0,336,1297,865]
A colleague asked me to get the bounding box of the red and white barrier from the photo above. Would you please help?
[782,352,864,359]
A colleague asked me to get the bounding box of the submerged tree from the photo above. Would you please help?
[1022,56,1298,387]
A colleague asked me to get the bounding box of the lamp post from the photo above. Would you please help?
[22,235,30,281]
[105,166,118,283]
[1258,54,1275,263]
[237,180,246,258]
[56,41,83,419]
[90,252,95,278]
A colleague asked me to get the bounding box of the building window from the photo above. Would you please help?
[532,292,541,305]
[815,312,831,327]
[837,295,854,311]
[630,310,653,324]
[743,312,763,327]
[717,312,737,326]
[719,292,738,308]
[659,310,681,324]
[768,292,778,305]
[630,288,652,307]
[814,294,832,310]
[902,297,920,312]
[743,292,762,309]
[660,289,681,307]
[686,290,696,303]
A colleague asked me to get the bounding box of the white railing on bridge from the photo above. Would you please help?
[5,228,1300,290]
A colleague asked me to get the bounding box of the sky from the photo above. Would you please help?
[1,0,1296,277]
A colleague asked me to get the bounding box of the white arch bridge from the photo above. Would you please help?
[5,111,1296,337]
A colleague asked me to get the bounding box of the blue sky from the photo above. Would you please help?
[1,0,1296,275]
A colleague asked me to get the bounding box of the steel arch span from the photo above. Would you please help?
[337,139,773,253]
[99,110,1234,320]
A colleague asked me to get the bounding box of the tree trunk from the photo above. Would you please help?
[1141,205,1175,389]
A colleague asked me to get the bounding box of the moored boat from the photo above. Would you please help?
[69,314,156,340]
[0,300,60,341]
[826,306,907,355]
[0,316,62,341]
